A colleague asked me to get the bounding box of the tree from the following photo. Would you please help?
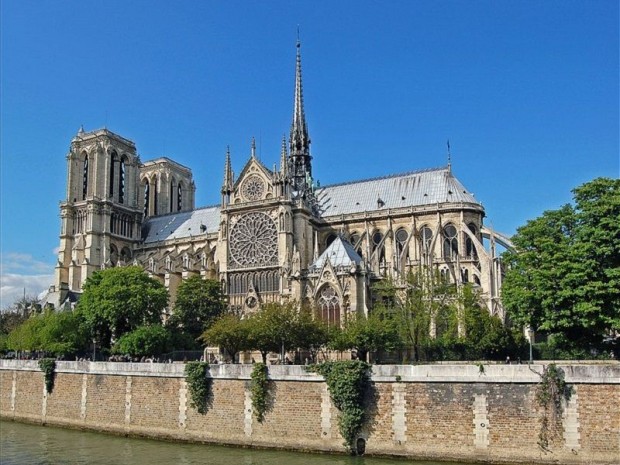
[201,313,250,363]
[76,266,169,349]
[6,309,89,356]
[330,310,403,362]
[112,324,170,357]
[502,177,620,352]
[170,277,226,339]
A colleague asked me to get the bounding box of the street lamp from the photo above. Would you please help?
[527,326,534,364]
[92,339,96,362]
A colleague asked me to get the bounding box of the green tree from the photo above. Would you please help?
[112,324,170,357]
[502,178,620,352]
[330,310,403,362]
[6,309,89,356]
[76,266,169,349]
[170,277,225,339]
[201,313,250,363]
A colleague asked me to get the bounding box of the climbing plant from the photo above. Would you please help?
[250,362,269,422]
[184,362,211,414]
[38,358,56,394]
[309,360,371,453]
[535,363,571,451]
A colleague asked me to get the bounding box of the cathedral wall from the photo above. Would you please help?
[2,361,618,464]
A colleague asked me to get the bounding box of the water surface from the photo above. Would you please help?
[1,420,473,465]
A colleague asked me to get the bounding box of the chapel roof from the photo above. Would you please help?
[310,236,363,271]
[314,166,481,217]
[142,205,220,244]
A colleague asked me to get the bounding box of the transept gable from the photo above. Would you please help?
[232,158,275,204]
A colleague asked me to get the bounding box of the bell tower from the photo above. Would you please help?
[55,128,143,293]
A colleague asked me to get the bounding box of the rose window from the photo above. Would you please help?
[229,212,278,267]
[242,175,265,201]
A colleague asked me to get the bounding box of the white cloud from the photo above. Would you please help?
[1,273,55,308]
[0,252,55,308]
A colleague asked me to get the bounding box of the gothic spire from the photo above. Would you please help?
[222,146,233,192]
[250,137,257,159]
[280,135,288,176]
[290,38,310,156]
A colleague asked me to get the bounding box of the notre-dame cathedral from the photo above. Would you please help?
[47,41,513,324]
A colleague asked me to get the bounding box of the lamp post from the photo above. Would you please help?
[527,327,534,364]
[92,339,96,362]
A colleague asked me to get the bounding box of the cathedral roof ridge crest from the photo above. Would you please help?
[316,165,449,190]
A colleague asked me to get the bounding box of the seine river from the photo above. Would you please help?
[0,421,476,465]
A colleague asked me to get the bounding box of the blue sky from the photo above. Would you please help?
[1,1,618,306]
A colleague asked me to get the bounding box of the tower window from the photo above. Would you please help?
[109,152,117,198]
[82,154,89,200]
[177,182,183,211]
[144,180,150,217]
[118,157,126,204]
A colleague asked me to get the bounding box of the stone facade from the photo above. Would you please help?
[48,42,513,322]
[1,360,618,464]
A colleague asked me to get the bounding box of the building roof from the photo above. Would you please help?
[310,236,363,271]
[142,205,220,244]
[315,166,481,217]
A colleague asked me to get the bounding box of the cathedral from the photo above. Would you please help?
[47,41,513,324]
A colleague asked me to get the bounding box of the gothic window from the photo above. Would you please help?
[349,232,362,257]
[110,244,119,266]
[317,285,340,328]
[120,247,132,264]
[109,152,117,197]
[143,180,150,217]
[82,153,89,200]
[395,228,409,269]
[465,223,478,259]
[474,275,481,286]
[153,176,158,215]
[372,231,383,252]
[372,231,386,269]
[229,212,278,268]
[169,179,175,213]
[241,175,265,201]
[443,224,458,260]
[326,233,337,248]
[177,182,183,211]
[421,226,433,254]
[118,156,126,204]
[462,268,469,283]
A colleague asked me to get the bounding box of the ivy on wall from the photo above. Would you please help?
[309,360,371,454]
[38,358,56,394]
[535,363,572,451]
[184,362,212,414]
[250,362,269,423]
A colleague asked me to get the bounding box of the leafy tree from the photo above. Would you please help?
[112,324,170,357]
[170,277,226,339]
[76,266,169,349]
[0,310,28,335]
[245,301,328,363]
[503,178,620,352]
[201,313,250,363]
[330,310,403,362]
[6,309,89,356]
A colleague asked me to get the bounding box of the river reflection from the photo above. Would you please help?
[1,420,472,465]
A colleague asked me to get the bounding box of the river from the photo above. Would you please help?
[0,420,478,465]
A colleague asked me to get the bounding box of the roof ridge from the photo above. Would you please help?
[145,204,220,221]
[316,165,448,190]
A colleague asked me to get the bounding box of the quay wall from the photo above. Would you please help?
[1,360,618,464]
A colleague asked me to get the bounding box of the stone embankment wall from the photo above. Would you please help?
[1,360,618,464]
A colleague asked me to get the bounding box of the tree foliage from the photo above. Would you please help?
[6,309,89,356]
[112,324,170,357]
[329,310,403,362]
[170,277,226,339]
[201,313,250,362]
[76,266,169,349]
[503,178,620,351]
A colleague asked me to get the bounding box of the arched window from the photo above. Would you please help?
[317,285,340,328]
[169,179,175,213]
[443,224,458,260]
[177,182,183,211]
[82,153,89,200]
[143,180,150,217]
[153,176,158,215]
[465,223,478,259]
[118,156,126,204]
[326,233,337,248]
[110,244,119,266]
[349,232,362,257]
[109,152,117,197]
[395,228,409,268]
[420,226,433,254]
[372,231,383,253]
